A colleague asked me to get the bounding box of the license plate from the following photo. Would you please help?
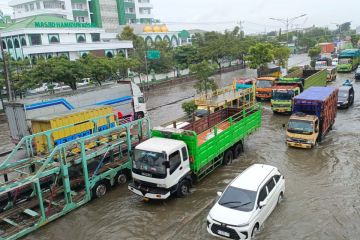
[294,143,302,147]
[217,230,230,237]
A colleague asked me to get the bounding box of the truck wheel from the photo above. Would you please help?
[223,150,233,165]
[177,180,190,197]
[92,181,108,199]
[115,172,128,185]
[233,143,243,158]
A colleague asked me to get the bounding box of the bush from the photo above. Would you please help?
[182,100,197,117]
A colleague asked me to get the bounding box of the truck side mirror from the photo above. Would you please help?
[217,191,222,197]
[282,123,286,128]
[162,161,170,168]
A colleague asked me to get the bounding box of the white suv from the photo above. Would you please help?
[207,164,285,240]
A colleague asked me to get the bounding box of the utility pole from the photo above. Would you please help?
[237,20,244,38]
[0,32,13,101]
[270,14,307,44]
[144,51,149,90]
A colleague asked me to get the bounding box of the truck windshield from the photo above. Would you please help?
[339,58,351,64]
[133,150,166,176]
[287,120,314,134]
[256,80,273,88]
[272,90,294,100]
[218,186,256,212]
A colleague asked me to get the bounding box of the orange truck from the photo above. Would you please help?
[255,77,277,100]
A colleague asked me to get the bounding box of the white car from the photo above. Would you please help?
[332,58,338,66]
[207,164,285,240]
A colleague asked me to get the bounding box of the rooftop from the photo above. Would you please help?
[135,137,186,155]
[294,86,337,101]
[231,164,276,191]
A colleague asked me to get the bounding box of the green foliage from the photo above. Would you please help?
[182,100,197,117]
[246,43,274,69]
[308,47,321,60]
[190,61,218,96]
[173,45,201,70]
[272,47,291,68]
[80,55,113,85]
[148,40,174,73]
[112,55,140,79]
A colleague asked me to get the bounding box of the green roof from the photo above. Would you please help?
[2,15,97,31]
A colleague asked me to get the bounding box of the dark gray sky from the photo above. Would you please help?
[1,0,359,33]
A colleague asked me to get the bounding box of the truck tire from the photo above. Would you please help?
[92,181,108,199]
[223,150,233,166]
[233,142,243,158]
[115,171,128,185]
[176,180,190,197]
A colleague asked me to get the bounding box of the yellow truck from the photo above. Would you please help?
[286,87,338,149]
[30,106,116,153]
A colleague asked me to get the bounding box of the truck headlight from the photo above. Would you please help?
[157,183,167,188]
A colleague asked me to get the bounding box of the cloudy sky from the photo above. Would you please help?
[1,0,359,33]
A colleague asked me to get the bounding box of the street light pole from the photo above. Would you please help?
[0,32,13,101]
[270,14,306,44]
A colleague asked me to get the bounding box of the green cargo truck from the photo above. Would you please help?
[271,69,327,113]
[128,94,262,200]
[0,115,150,240]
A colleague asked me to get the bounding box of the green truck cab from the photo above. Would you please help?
[337,49,360,72]
[271,85,301,113]
[271,69,327,113]
[128,89,262,200]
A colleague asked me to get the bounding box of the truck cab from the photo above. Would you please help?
[271,85,301,113]
[255,77,276,100]
[128,137,192,200]
[286,113,319,149]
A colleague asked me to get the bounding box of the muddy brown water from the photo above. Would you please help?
[1,57,360,240]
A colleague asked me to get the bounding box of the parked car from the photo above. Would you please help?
[338,81,354,108]
[27,83,48,94]
[77,78,91,87]
[355,67,360,81]
[332,58,338,67]
[207,164,285,240]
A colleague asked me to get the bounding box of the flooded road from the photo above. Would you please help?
[2,54,360,240]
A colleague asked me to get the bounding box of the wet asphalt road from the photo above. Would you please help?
[2,54,360,240]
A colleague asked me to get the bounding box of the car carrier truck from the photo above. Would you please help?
[271,69,327,113]
[286,87,338,149]
[0,113,151,239]
[4,80,146,144]
[128,88,262,200]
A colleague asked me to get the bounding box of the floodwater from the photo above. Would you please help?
[1,54,360,240]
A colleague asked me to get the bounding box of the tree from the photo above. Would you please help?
[118,26,147,73]
[246,43,274,69]
[81,55,113,86]
[148,40,174,73]
[189,61,218,97]
[308,47,321,60]
[273,47,291,68]
[308,47,321,68]
[25,56,85,91]
[182,100,197,117]
[112,55,140,80]
[173,45,201,70]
